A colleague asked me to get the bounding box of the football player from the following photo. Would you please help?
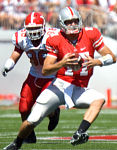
[3,7,116,150]
[2,12,60,144]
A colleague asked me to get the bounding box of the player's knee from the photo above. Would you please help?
[99,99,105,106]
[102,99,105,105]
[27,116,43,127]
[22,120,35,132]
[92,99,105,108]
[27,120,35,128]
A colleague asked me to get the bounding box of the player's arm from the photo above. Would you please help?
[98,45,116,66]
[2,46,23,77]
[42,53,78,76]
[83,46,116,69]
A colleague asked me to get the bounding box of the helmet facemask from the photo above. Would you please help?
[59,7,82,35]
[26,26,45,40]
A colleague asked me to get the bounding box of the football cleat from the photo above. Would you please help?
[3,141,19,150]
[48,107,60,131]
[70,131,89,146]
[23,130,36,144]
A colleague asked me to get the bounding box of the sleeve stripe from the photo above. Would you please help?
[94,39,103,48]
[46,45,55,51]
[46,45,58,53]
[93,36,103,48]
[93,35,103,46]
[47,54,57,58]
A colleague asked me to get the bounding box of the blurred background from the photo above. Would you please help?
[0,0,117,107]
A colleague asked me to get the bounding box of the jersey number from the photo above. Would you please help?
[27,50,47,66]
[65,52,89,76]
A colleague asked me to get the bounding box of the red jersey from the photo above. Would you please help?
[46,27,104,87]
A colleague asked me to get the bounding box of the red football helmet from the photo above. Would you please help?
[24,12,45,40]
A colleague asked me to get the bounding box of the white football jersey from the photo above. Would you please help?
[12,27,59,78]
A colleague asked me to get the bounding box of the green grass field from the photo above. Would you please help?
[0,106,117,150]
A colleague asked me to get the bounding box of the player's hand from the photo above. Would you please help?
[83,55,101,70]
[2,68,8,77]
[62,53,78,67]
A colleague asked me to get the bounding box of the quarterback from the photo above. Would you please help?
[2,12,60,144]
[3,7,116,150]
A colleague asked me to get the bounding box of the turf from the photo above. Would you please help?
[0,107,117,150]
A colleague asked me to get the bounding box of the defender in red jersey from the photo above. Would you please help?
[3,7,116,150]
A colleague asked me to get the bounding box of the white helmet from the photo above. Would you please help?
[24,12,45,40]
[59,7,82,34]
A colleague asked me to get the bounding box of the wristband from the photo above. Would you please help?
[98,54,113,66]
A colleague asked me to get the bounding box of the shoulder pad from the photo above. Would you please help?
[12,28,27,49]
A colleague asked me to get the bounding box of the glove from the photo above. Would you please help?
[2,58,15,77]
[2,68,9,77]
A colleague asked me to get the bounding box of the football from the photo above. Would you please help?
[71,53,83,71]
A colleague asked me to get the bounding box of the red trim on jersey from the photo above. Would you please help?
[68,7,74,16]
[15,32,18,45]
